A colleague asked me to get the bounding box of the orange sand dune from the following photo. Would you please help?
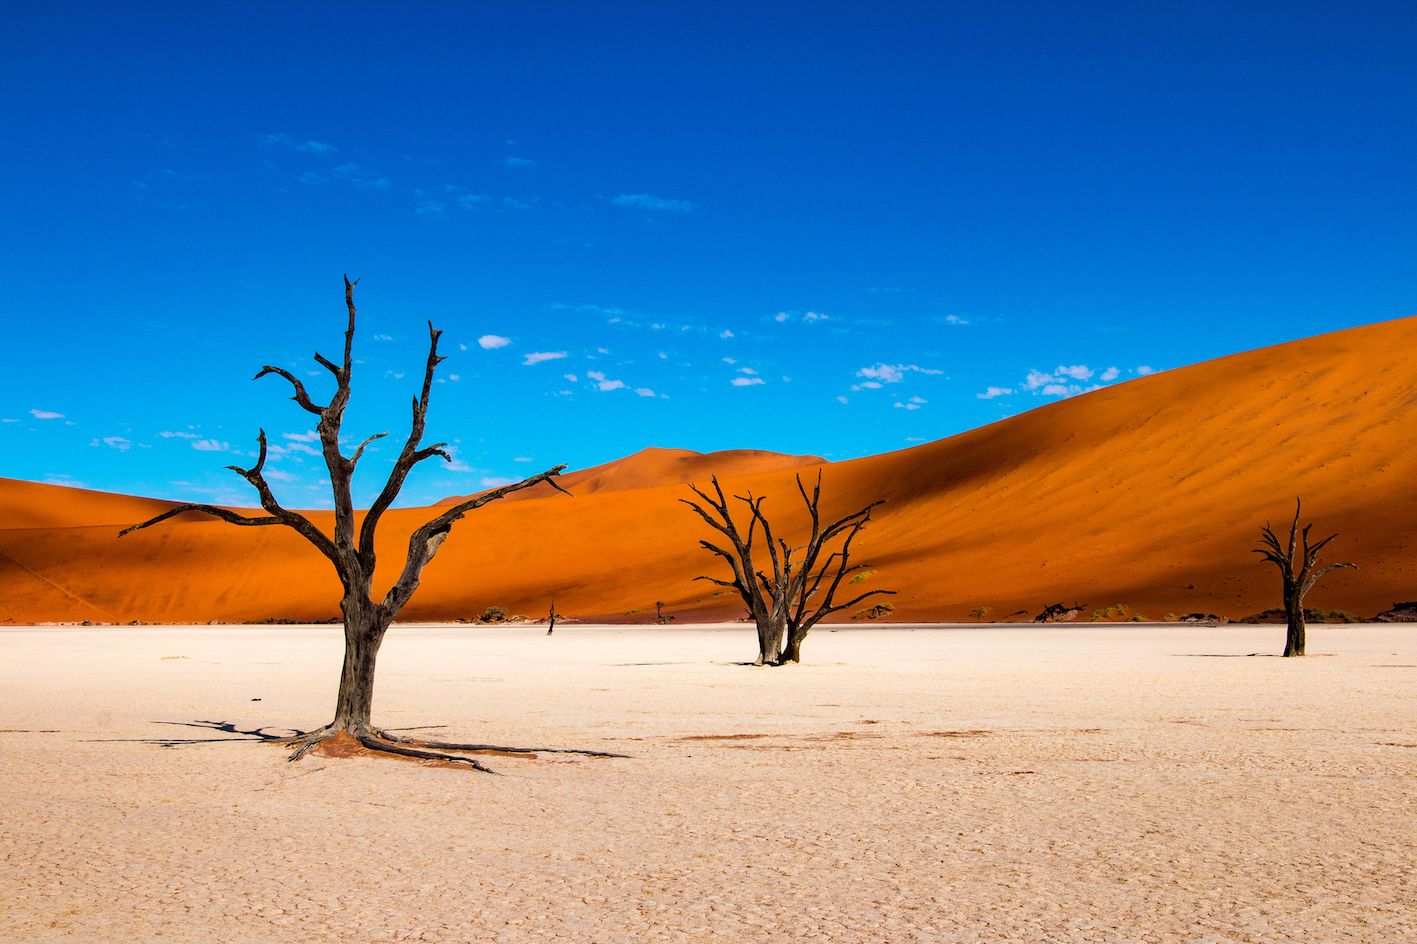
[435,446,825,505]
[3,315,1416,624]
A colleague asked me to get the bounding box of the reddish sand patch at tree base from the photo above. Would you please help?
[2,315,1416,623]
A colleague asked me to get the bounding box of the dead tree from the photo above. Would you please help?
[1252,498,1357,657]
[120,276,618,772]
[682,471,895,665]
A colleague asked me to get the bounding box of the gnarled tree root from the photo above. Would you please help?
[281,724,627,773]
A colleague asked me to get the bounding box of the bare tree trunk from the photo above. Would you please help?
[759,613,786,666]
[779,627,804,664]
[1283,591,1305,658]
[332,596,389,732]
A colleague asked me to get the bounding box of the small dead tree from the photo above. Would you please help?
[120,276,617,771]
[682,471,895,665]
[1253,498,1357,657]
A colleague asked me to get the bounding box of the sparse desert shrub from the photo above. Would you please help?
[478,605,509,623]
[853,602,895,620]
[969,606,990,620]
[1238,607,1355,625]
[850,570,876,584]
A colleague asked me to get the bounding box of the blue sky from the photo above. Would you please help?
[2,2,1415,508]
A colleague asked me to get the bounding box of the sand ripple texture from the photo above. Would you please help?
[1,623,1414,943]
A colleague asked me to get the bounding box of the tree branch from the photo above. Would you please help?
[252,366,326,415]
[119,504,282,537]
[379,465,569,614]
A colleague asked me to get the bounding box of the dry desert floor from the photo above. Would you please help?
[1,622,1414,943]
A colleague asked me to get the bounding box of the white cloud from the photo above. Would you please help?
[504,156,538,168]
[855,363,942,384]
[943,315,968,325]
[90,436,132,451]
[480,475,517,487]
[803,311,828,322]
[259,133,336,155]
[612,193,695,212]
[478,335,511,349]
[774,312,789,322]
[894,401,922,411]
[909,395,927,404]
[372,333,394,342]
[332,162,391,190]
[458,342,469,351]
[1136,365,1156,376]
[1041,383,1076,397]
[850,381,883,391]
[634,387,657,397]
[264,469,296,482]
[1056,364,1094,381]
[722,356,737,364]
[514,456,533,462]
[523,351,568,366]
[731,377,765,387]
[283,431,319,443]
[738,367,758,375]
[977,386,1014,400]
[159,430,199,439]
[586,370,626,392]
[191,439,230,452]
[836,395,848,404]
[1100,367,1120,382]
[719,329,735,339]
[1023,370,1053,390]
[563,373,579,383]
[30,409,63,420]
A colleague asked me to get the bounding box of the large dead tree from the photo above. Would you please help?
[120,276,616,772]
[1252,498,1357,657]
[682,471,895,665]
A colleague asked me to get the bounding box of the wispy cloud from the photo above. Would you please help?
[854,363,943,385]
[1100,367,1120,382]
[586,370,625,392]
[259,133,336,156]
[731,377,765,387]
[478,335,511,349]
[332,162,391,190]
[613,193,695,212]
[30,409,64,420]
[159,430,198,439]
[1136,365,1156,376]
[90,435,132,451]
[523,351,567,366]
[191,439,230,452]
[634,387,657,398]
[504,156,538,168]
[372,333,394,342]
[977,386,1014,400]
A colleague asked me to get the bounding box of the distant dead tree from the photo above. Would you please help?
[1253,498,1357,657]
[682,472,894,665]
[120,276,617,771]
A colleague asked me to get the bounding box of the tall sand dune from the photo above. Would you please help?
[2,315,1415,623]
